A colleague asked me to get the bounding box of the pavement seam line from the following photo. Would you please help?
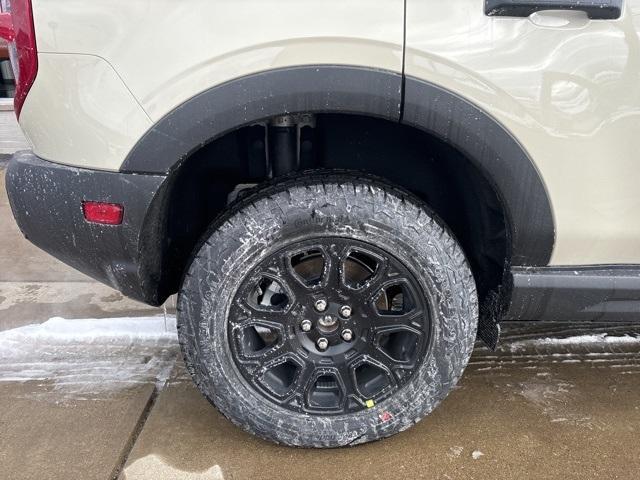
[110,385,160,480]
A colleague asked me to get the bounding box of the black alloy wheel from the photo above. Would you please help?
[229,237,430,415]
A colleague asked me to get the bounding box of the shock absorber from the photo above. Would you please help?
[268,114,316,177]
[269,115,297,177]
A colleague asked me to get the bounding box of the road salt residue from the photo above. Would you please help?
[0,316,179,398]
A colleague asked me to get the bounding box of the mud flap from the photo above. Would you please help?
[478,314,501,350]
[478,289,503,350]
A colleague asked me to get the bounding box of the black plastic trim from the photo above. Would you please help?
[121,66,403,174]
[402,77,555,266]
[485,0,623,20]
[505,266,640,321]
[6,151,166,304]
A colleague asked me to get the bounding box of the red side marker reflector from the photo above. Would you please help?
[82,201,124,225]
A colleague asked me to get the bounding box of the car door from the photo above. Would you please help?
[405,0,640,266]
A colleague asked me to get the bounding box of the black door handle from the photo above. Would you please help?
[485,0,623,20]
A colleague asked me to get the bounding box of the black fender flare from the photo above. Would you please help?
[122,66,554,267]
[402,77,554,266]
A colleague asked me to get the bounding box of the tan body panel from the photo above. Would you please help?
[406,0,640,265]
[19,53,152,170]
[29,0,404,122]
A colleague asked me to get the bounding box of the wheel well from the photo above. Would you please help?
[150,114,509,314]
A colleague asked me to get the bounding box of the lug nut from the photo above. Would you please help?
[339,305,352,318]
[316,337,329,351]
[314,299,328,312]
[300,319,312,332]
[341,329,353,342]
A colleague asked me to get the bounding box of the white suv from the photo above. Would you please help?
[3,0,640,447]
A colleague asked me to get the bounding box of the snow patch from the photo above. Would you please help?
[508,334,640,352]
[0,316,179,399]
[0,316,178,341]
[472,450,484,460]
[448,446,464,458]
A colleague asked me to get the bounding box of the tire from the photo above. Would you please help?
[177,172,478,448]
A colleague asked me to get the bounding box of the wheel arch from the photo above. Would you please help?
[130,66,555,310]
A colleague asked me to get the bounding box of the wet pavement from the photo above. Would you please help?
[1,382,155,480]
[119,321,640,480]
[1,165,639,480]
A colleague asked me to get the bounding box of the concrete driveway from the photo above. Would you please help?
[1,162,639,480]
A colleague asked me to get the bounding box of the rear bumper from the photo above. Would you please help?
[5,151,166,304]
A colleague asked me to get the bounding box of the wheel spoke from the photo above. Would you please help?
[253,352,304,400]
[348,354,397,400]
[362,351,397,374]
[231,320,287,360]
[253,335,302,371]
[356,262,390,301]
[257,255,305,294]
[280,261,315,298]
[232,256,300,319]
[366,347,407,373]
[261,340,294,364]
[373,309,426,332]
[233,299,290,324]
[321,252,340,290]
[335,363,359,399]
[296,363,319,394]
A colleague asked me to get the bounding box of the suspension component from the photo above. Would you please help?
[267,114,316,177]
[269,115,297,177]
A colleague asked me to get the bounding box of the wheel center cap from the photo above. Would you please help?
[318,314,338,331]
